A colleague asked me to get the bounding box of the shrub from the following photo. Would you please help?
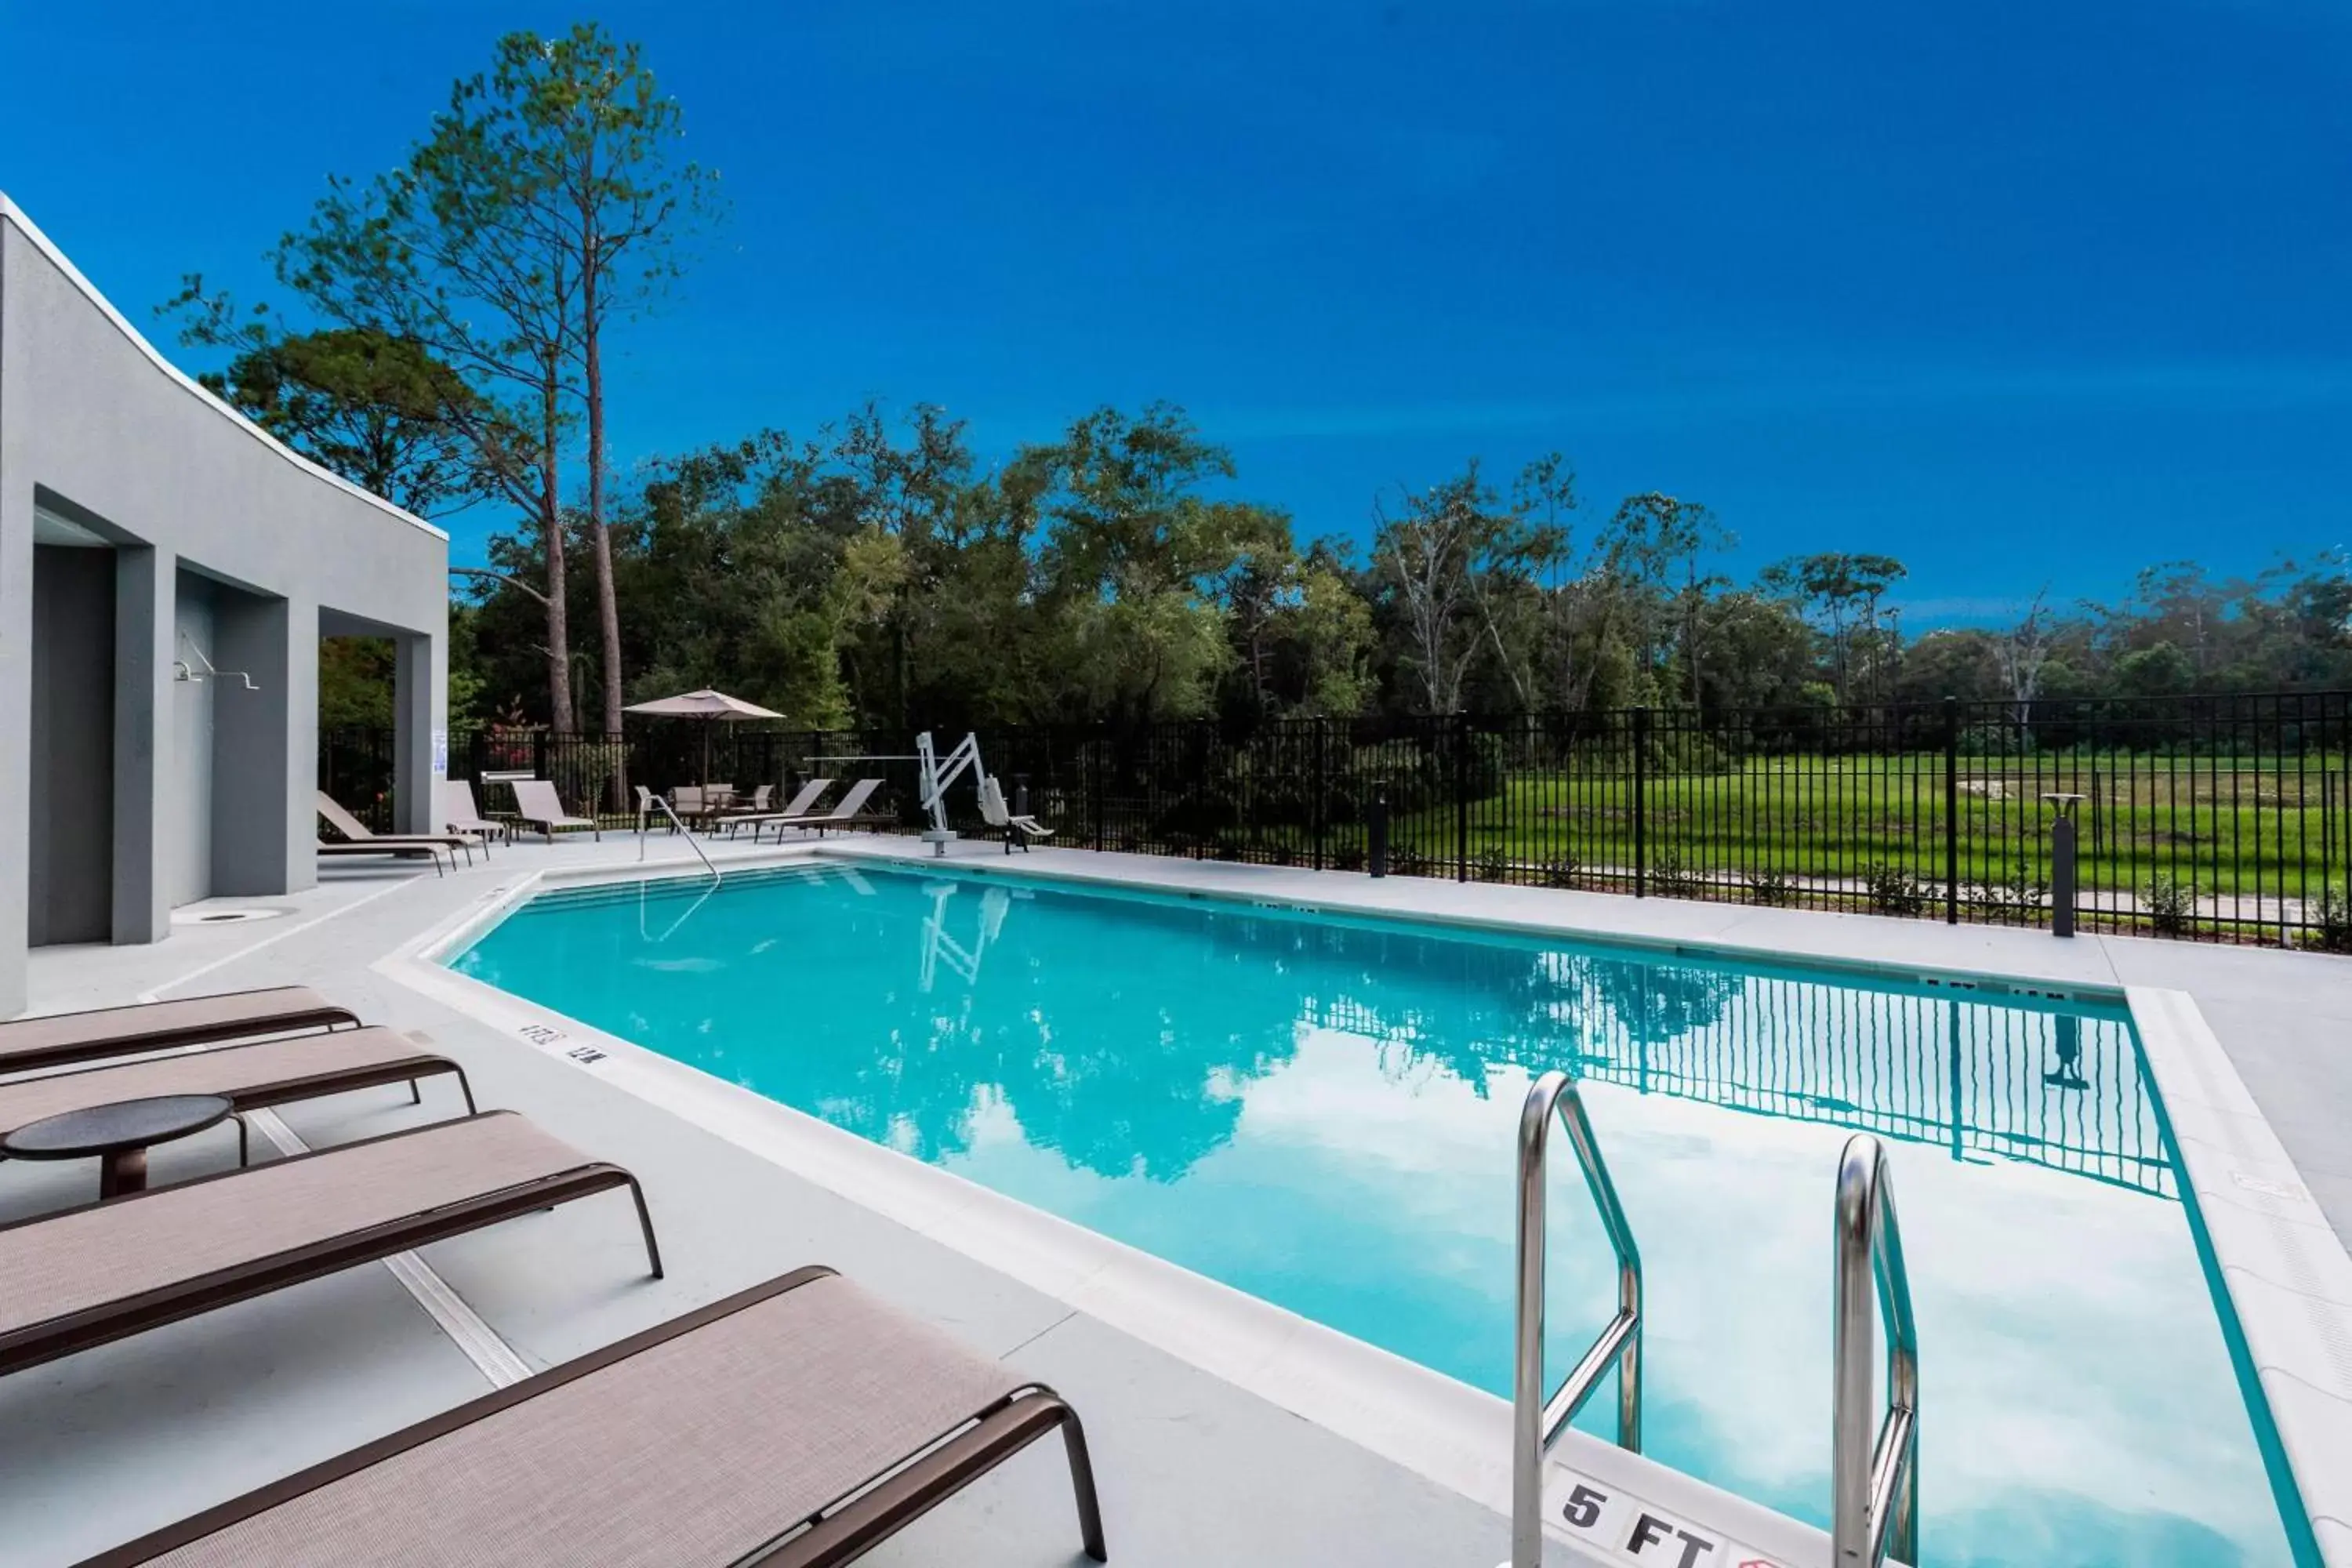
[1544,854,1582,890]
[2308,886,2352,953]
[1976,866,2050,924]
[1863,863,1930,918]
[1331,840,1367,872]
[1748,868,1798,907]
[2144,875,2197,938]
[1473,844,1512,883]
[1650,852,1702,899]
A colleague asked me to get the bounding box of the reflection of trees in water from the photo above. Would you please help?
[796,900,1801,1184]
[573,878,2154,1193]
[750,894,1306,1182]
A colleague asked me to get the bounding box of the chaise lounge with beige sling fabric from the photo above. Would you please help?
[0,1029,475,1174]
[316,791,479,867]
[748,778,887,843]
[436,779,511,851]
[0,1111,660,1381]
[0,989,363,1077]
[78,1265,1107,1567]
[722,776,831,838]
[511,779,604,842]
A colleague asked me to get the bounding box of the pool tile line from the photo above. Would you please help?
[818,840,2139,1007]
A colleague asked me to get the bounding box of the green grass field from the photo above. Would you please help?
[1372,753,2352,904]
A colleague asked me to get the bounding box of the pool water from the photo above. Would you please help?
[452,863,2296,1566]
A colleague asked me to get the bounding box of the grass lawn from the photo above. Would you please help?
[1377,753,2352,902]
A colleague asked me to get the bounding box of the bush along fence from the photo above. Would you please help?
[322,690,2352,947]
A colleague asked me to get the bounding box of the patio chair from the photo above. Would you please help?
[724,777,830,837]
[749,778,887,843]
[0,1029,475,1177]
[981,775,1054,855]
[0,988,359,1078]
[81,1266,1105,1567]
[719,782,775,818]
[634,784,666,835]
[315,792,478,866]
[510,779,604,843]
[436,780,510,852]
[0,1111,659,1381]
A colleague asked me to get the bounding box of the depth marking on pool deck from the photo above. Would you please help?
[1541,1466,1792,1568]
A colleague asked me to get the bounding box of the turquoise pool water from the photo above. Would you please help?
[452,862,2295,1566]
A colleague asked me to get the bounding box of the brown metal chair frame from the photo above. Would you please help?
[0,1112,662,1381]
[79,1267,1104,1568]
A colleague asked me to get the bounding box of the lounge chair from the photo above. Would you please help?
[436,780,510,851]
[0,1111,659,1381]
[82,1266,1105,1567]
[316,791,478,866]
[316,839,446,877]
[750,778,887,843]
[0,1029,474,1172]
[724,777,830,837]
[0,987,360,1078]
[510,779,604,842]
[981,775,1054,854]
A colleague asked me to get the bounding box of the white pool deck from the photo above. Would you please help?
[5,830,2350,1566]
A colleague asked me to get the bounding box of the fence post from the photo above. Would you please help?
[1633,706,1650,898]
[1944,696,1960,925]
[1456,713,1471,883]
[1092,724,1106,852]
[1313,719,1327,873]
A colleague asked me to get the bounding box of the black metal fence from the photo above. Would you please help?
[325,691,2352,946]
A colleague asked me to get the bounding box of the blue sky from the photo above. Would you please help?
[4,0,2347,623]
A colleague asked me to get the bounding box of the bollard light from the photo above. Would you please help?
[2042,792,2084,938]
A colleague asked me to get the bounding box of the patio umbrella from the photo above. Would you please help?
[622,688,785,789]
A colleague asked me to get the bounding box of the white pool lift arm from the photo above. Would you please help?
[916,731,987,853]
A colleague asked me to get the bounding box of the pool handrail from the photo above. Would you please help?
[1831,1133,1919,1567]
[1509,1069,1642,1568]
[637,794,721,884]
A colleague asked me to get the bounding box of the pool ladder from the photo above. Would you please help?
[1508,1073,1919,1568]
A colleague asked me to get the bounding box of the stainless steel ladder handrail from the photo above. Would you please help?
[1832,1133,1919,1567]
[637,796,722,884]
[1510,1070,1643,1568]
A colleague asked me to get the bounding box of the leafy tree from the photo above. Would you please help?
[487,24,723,736]
[157,303,488,519]
[1372,460,1562,714]
[1760,552,1909,705]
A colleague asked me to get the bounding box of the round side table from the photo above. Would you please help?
[2,1094,235,1200]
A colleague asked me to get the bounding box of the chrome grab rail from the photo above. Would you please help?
[637,796,721,884]
[1832,1134,1919,1567]
[1510,1070,1642,1568]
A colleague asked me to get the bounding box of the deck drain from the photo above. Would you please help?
[170,906,289,927]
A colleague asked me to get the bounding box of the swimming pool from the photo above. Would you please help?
[452,862,2297,1566]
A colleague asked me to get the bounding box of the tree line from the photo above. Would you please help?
[169,24,2352,736]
